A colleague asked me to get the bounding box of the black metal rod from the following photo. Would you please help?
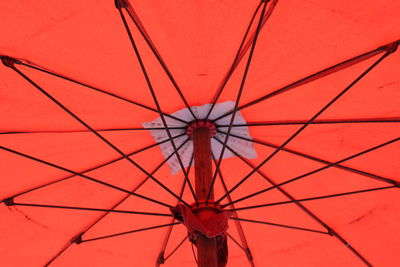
[118,8,197,204]
[0,133,186,203]
[16,61,188,124]
[222,136,400,207]
[0,145,173,209]
[211,152,255,265]
[164,236,189,262]
[206,1,268,204]
[10,65,190,207]
[212,40,399,123]
[204,1,263,121]
[227,233,246,253]
[217,130,399,186]
[215,50,394,205]
[228,186,396,211]
[10,202,172,217]
[230,218,329,235]
[157,155,194,267]
[217,117,400,127]
[81,222,181,243]
[0,127,185,135]
[120,2,197,121]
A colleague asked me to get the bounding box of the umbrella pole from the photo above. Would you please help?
[192,126,218,267]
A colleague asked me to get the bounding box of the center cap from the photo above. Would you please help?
[186,120,217,138]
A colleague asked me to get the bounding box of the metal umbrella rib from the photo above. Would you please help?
[117,6,198,204]
[206,0,269,204]
[222,136,400,207]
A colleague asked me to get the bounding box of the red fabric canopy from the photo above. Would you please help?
[1,0,399,266]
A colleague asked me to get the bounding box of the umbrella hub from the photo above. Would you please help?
[190,201,223,216]
[186,120,217,139]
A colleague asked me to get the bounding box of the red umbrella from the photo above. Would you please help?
[1,0,399,266]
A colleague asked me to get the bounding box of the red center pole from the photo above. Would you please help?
[192,126,218,267]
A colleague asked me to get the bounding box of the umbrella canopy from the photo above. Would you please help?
[1,0,399,266]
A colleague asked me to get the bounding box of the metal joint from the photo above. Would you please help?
[385,41,398,54]
[1,56,17,68]
[327,227,335,236]
[3,198,15,206]
[73,234,83,244]
[245,248,253,260]
[157,252,165,264]
[115,0,128,9]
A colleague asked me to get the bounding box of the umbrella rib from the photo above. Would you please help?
[203,1,264,121]
[0,133,186,203]
[214,138,375,266]
[118,0,197,121]
[226,233,246,253]
[157,155,194,266]
[6,201,172,217]
[217,130,399,186]
[43,141,190,267]
[230,218,329,235]
[215,49,396,205]
[13,60,188,124]
[163,236,190,262]
[0,126,186,135]
[79,222,181,243]
[221,136,400,207]
[206,0,269,204]
[206,0,279,122]
[0,145,173,209]
[212,40,399,123]
[7,65,190,207]
[117,7,197,204]
[227,186,397,212]
[211,152,255,266]
[217,117,400,127]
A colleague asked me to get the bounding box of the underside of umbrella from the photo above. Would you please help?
[1,0,399,266]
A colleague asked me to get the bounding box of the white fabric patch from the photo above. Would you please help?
[142,101,257,174]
